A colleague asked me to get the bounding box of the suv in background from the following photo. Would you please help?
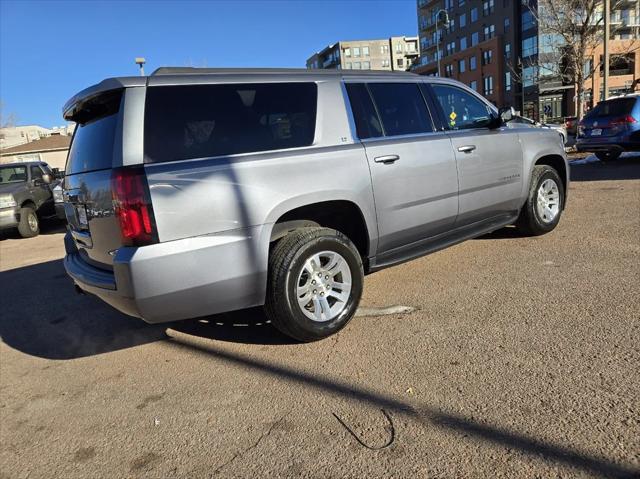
[576,94,640,161]
[0,161,61,237]
[62,68,568,341]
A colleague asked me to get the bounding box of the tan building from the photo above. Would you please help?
[0,124,74,150]
[0,135,71,170]
[306,36,419,71]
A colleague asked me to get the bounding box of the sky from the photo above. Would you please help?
[0,0,417,127]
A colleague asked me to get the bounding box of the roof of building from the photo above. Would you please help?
[0,135,71,155]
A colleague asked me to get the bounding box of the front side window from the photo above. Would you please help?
[144,83,317,163]
[432,84,493,130]
[345,83,383,140]
[30,165,44,181]
[367,83,434,136]
[0,166,27,184]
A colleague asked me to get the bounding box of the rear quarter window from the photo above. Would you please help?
[144,82,318,163]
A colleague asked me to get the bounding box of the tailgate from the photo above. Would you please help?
[63,90,124,270]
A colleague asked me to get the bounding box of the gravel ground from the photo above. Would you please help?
[1,156,639,478]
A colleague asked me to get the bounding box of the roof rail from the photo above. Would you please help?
[150,66,417,76]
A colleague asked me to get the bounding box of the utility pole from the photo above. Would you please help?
[135,57,146,76]
[603,0,610,100]
[435,9,449,77]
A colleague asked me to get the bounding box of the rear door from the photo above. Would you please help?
[63,90,124,269]
[427,82,523,226]
[345,82,458,254]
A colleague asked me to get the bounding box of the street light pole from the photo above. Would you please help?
[135,57,146,76]
[604,0,610,100]
[435,9,449,77]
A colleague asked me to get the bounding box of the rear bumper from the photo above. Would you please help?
[576,136,640,152]
[64,226,268,323]
[0,207,19,230]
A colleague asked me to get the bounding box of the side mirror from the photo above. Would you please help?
[499,106,516,123]
[40,174,52,185]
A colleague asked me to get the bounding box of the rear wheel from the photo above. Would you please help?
[516,165,564,236]
[17,205,39,238]
[595,150,622,162]
[264,227,364,342]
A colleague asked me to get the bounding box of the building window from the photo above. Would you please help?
[344,48,351,57]
[381,44,389,54]
[484,24,495,40]
[353,47,361,57]
[505,71,512,91]
[460,36,467,50]
[396,43,403,53]
[460,13,466,28]
[482,49,493,65]
[504,17,510,33]
[459,58,466,73]
[505,43,511,59]
[397,58,404,68]
[447,17,456,33]
[458,0,465,5]
[445,0,454,10]
[522,36,538,57]
[483,0,495,16]
[449,41,456,55]
[470,55,477,70]
[362,61,370,69]
[522,10,536,30]
[382,59,390,68]
[445,64,454,77]
[470,80,478,91]
[471,32,479,46]
[471,7,478,22]
[523,66,537,87]
[363,46,370,56]
[345,62,352,69]
[353,62,361,69]
[483,76,494,95]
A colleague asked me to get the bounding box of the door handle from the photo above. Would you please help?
[457,145,476,153]
[374,154,400,164]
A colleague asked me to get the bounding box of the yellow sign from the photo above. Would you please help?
[449,111,457,121]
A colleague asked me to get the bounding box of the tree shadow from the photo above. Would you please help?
[165,335,640,479]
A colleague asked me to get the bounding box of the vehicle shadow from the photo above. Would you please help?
[164,336,640,479]
[569,154,640,181]
[0,260,292,360]
[0,218,66,241]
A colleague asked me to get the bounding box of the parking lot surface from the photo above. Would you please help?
[1,156,639,478]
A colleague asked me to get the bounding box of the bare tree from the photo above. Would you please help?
[0,101,18,128]
[528,0,639,119]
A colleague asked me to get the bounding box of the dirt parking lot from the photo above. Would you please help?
[1,156,639,479]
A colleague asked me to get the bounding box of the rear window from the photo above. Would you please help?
[144,83,317,163]
[585,98,636,118]
[367,83,434,136]
[66,90,122,175]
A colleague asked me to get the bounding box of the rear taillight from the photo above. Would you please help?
[111,167,158,246]
[610,115,637,126]
[577,121,585,136]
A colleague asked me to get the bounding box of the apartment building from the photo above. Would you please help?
[306,36,419,71]
[415,0,640,120]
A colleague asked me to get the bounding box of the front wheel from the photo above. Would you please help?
[17,205,39,238]
[516,165,564,236]
[595,150,621,162]
[264,227,364,342]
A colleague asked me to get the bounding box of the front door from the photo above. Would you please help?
[428,83,524,226]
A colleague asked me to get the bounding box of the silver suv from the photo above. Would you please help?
[62,68,568,341]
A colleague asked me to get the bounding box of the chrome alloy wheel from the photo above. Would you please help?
[28,212,38,231]
[536,178,560,223]
[296,250,352,322]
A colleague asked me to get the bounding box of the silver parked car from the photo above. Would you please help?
[62,68,568,341]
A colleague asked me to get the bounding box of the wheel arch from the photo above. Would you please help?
[533,154,568,205]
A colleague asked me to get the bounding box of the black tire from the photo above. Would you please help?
[515,165,564,236]
[17,205,39,238]
[595,150,622,162]
[264,227,364,342]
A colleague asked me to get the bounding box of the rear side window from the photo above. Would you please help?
[66,90,122,175]
[585,98,636,118]
[345,83,383,139]
[367,83,434,136]
[144,83,317,163]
